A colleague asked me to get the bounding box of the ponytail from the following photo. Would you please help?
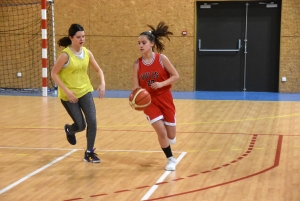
[139,21,173,53]
[57,37,71,47]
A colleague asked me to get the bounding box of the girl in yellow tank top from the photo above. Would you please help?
[51,24,105,163]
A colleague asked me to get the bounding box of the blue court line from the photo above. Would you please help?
[1,90,300,101]
[94,90,300,101]
[171,91,300,101]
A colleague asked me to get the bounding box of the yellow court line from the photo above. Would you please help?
[16,154,29,156]
[231,148,242,151]
[1,111,300,129]
[295,146,300,148]
[59,111,300,127]
[179,112,300,125]
[209,150,221,152]
[253,148,264,150]
[117,152,129,155]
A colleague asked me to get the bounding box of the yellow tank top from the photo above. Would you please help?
[57,47,94,101]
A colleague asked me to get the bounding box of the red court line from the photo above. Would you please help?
[172,178,184,181]
[187,174,199,177]
[200,171,211,173]
[96,130,299,137]
[63,134,260,200]
[0,131,281,200]
[146,135,283,201]
[135,186,150,189]
[90,194,107,197]
[1,127,299,136]
[212,167,222,170]
[155,182,168,185]
[114,189,130,193]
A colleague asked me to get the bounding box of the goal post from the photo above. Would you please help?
[42,0,47,96]
[0,0,56,96]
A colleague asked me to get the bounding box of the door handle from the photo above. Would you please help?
[198,39,241,52]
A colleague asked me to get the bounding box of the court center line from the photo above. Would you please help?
[141,152,187,201]
[0,149,77,195]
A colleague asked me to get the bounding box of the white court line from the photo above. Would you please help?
[141,152,187,201]
[0,149,77,195]
[0,146,82,151]
[0,146,183,153]
[96,150,184,153]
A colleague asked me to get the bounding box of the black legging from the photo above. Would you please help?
[61,92,97,150]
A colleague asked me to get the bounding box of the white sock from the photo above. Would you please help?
[169,137,176,144]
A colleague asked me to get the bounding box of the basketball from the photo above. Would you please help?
[129,88,151,111]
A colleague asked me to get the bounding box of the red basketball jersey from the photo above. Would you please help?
[137,53,171,96]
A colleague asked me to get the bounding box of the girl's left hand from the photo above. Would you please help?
[151,82,163,90]
[97,84,105,99]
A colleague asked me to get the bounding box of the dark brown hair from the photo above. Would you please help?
[57,24,84,47]
[139,21,173,53]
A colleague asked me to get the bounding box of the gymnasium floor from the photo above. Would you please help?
[0,90,299,201]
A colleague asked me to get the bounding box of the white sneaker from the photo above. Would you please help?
[165,157,177,171]
[169,137,176,144]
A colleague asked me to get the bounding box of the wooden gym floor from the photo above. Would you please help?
[0,92,299,201]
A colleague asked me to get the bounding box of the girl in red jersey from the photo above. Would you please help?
[132,22,179,171]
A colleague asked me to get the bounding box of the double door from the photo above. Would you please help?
[196,1,281,92]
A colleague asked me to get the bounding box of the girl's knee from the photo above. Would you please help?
[77,122,86,131]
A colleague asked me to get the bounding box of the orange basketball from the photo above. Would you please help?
[129,88,151,111]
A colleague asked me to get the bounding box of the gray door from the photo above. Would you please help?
[196,1,281,92]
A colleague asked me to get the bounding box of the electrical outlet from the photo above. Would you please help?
[282,77,286,82]
[17,72,22,77]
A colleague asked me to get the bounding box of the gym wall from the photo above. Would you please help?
[54,0,300,92]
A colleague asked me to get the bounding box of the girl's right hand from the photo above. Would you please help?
[66,89,78,103]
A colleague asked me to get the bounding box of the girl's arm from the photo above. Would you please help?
[133,60,140,89]
[151,54,179,90]
[88,50,105,99]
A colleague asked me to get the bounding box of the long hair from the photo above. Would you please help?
[57,24,84,47]
[139,21,173,53]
